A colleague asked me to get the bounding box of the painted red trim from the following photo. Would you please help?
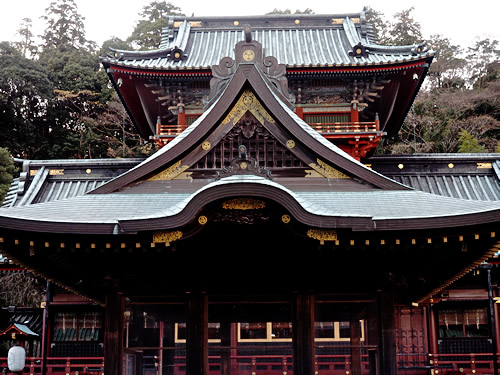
[110,65,211,76]
[287,61,426,74]
[108,60,427,77]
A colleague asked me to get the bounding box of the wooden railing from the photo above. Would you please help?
[154,121,380,143]
[7,352,496,375]
[0,357,104,375]
[307,121,379,134]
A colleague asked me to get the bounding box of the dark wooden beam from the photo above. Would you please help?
[186,293,208,375]
[293,292,315,375]
[350,318,362,375]
[104,290,124,375]
[367,300,379,375]
[377,290,397,375]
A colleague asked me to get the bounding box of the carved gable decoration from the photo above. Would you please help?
[204,25,295,108]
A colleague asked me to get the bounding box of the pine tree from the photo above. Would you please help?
[127,1,184,50]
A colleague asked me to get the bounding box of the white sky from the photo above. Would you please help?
[0,0,498,50]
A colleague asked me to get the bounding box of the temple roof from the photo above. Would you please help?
[1,58,499,234]
[102,12,432,71]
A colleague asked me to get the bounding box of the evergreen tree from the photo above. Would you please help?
[0,147,16,202]
[387,8,423,46]
[427,34,466,90]
[127,1,184,50]
[14,18,38,59]
[457,129,487,153]
[466,38,500,89]
[364,7,390,45]
[0,42,56,158]
[40,0,94,51]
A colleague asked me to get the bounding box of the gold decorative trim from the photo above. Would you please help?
[174,21,201,28]
[308,159,349,179]
[286,140,296,149]
[282,215,291,224]
[153,231,183,245]
[49,169,64,175]
[243,49,255,62]
[222,198,266,210]
[148,160,191,181]
[30,170,38,176]
[86,169,92,174]
[307,229,338,245]
[477,162,492,169]
[201,141,211,150]
[448,163,454,169]
[221,90,275,127]
[331,18,344,24]
[198,216,208,225]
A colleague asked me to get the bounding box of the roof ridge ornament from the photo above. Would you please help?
[203,25,295,109]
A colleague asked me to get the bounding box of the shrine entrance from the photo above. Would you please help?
[120,295,383,375]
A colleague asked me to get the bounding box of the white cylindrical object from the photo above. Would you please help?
[8,345,26,372]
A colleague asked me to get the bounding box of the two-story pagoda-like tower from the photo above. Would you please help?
[102,12,433,160]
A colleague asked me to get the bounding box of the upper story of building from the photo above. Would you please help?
[101,11,434,160]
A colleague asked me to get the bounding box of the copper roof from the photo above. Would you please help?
[102,13,432,71]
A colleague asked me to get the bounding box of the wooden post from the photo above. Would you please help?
[494,289,500,364]
[186,293,208,375]
[350,318,362,375]
[377,290,397,375]
[351,101,359,124]
[220,322,231,375]
[295,106,304,120]
[104,290,124,375]
[487,267,499,375]
[163,322,175,375]
[427,304,439,357]
[367,300,379,375]
[41,281,51,375]
[293,292,315,375]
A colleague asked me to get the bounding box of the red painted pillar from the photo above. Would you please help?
[427,303,439,356]
[295,106,304,120]
[351,101,359,124]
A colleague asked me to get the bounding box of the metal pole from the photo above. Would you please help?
[487,266,499,375]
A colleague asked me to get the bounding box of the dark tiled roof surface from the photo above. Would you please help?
[103,14,432,70]
[368,154,500,202]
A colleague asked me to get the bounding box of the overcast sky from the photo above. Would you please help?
[0,0,498,50]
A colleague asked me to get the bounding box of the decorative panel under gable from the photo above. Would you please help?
[194,111,305,170]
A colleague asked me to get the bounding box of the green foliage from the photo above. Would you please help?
[457,129,487,153]
[0,42,55,158]
[99,37,132,57]
[427,34,466,90]
[366,7,422,46]
[0,147,15,202]
[127,1,184,49]
[40,0,95,52]
[364,7,390,44]
[14,18,38,58]
[466,38,500,89]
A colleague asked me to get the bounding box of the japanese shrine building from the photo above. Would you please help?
[1,11,500,375]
